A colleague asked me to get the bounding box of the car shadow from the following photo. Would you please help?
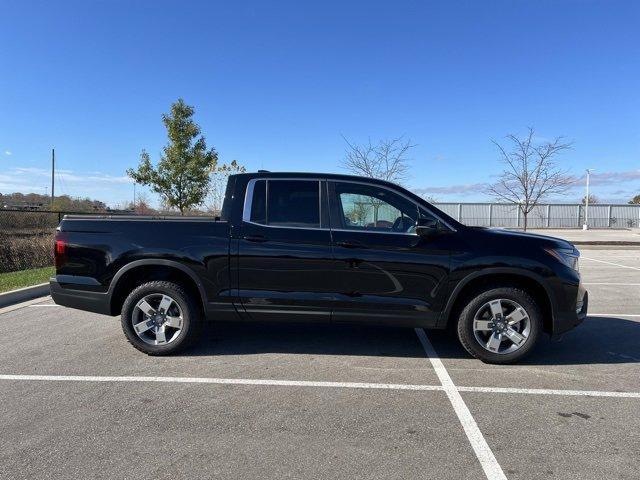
[184,316,640,365]
[419,316,640,366]
[187,322,427,358]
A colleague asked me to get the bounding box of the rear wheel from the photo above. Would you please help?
[456,287,541,364]
[121,281,200,355]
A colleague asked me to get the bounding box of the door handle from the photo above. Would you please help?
[243,235,268,243]
[336,240,366,249]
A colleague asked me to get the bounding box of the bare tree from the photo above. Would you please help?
[581,194,598,205]
[345,201,371,226]
[341,135,415,184]
[488,128,574,231]
[206,160,246,214]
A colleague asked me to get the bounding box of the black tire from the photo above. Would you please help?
[456,286,541,364]
[121,280,200,355]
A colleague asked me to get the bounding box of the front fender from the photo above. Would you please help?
[438,266,556,328]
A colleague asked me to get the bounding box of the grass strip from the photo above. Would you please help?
[0,266,54,293]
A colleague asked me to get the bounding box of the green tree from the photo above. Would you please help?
[127,99,218,214]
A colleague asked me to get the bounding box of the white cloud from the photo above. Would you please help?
[412,168,640,203]
[11,167,131,185]
[576,169,640,186]
[413,183,489,197]
[0,166,135,206]
[4,151,11,156]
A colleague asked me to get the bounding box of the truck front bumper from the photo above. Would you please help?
[552,283,588,336]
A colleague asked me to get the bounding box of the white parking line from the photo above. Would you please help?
[28,304,60,307]
[583,283,640,286]
[458,386,640,398]
[0,374,444,392]
[589,313,640,317]
[414,328,507,480]
[1,373,639,400]
[581,257,640,271]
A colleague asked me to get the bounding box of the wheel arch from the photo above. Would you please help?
[108,260,206,316]
[441,268,555,334]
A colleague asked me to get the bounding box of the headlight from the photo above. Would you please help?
[545,247,579,271]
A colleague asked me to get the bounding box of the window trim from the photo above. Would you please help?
[242,178,328,231]
[329,180,457,236]
[241,177,457,234]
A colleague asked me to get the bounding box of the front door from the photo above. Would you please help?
[328,180,451,327]
[237,178,336,322]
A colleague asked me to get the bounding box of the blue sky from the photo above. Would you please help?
[1,0,638,206]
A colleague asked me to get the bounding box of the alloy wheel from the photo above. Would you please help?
[472,298,531,354]
[132,294,184,346]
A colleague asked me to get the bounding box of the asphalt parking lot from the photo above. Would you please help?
[1,248,639,480]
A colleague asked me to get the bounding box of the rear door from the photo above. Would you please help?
[237,178,336,322]
[328,180,451,327]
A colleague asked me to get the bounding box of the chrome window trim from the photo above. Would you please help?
[332,227,418,237]
[241,176,457,234]
[242,177,327,231]
[331,179,457,233]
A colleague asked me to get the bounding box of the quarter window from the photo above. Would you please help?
[250,180,266,224]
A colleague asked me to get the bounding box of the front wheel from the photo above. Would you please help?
[121,281,200,355]
[457,287,541,364]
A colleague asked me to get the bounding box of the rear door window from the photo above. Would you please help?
[247,179,321,229]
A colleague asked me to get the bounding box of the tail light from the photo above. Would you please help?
[54,238,67,268]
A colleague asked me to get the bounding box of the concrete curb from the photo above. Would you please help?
[573,242,640,249]
[572,241,640,245]
[0,283,50,308]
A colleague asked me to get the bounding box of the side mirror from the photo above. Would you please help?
[415,217,441,237]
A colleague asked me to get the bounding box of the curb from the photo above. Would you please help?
[572,242,640,245]
[573,242,640,250]
[0,283,50,308]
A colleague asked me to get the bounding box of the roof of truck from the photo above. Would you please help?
[233,171,403,187]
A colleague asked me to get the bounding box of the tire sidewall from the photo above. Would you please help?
[121,281,197,355]
[457,287,541,364]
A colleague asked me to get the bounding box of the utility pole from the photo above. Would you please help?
[51,148,55,210]
[583,168,594,230]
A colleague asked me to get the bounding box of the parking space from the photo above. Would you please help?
[0,306,439,385]
[464,394,640,480]
[1,247,639,479]
[1,381,486,480]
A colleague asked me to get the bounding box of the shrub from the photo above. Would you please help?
[0,211,57,273]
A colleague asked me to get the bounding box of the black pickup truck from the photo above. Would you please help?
[51,172,587,363]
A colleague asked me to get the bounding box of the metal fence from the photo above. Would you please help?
[433,203,640,229]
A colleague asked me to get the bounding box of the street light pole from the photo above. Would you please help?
[583,168,594,230]
[51,148,55,210]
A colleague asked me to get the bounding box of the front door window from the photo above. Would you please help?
[332,182,433,234]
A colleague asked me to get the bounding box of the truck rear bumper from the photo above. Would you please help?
[50,278,112,316]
